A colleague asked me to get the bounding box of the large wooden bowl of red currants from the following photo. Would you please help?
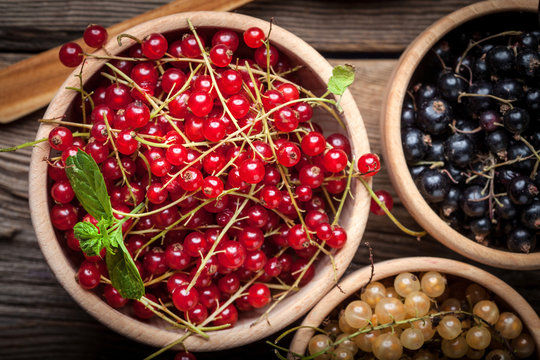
[381,0,540,269]
[28,12,371,352]
[288,257,540,359]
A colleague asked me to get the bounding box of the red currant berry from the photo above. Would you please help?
[83,24,108,48]
[212,29,239,51]
[264,257,282,277]
[238,227,264,251]
[213,304,238,327]
[301,131,326,156]
[295,185,313,202]
[185,303,208,325]
[288,224,309,250]
[133,294,156,319]
[141,33,168,60]
[299,165,324,189]
[174,352,197,360]
[323,149,348,173]
[291,259,315,286]
[115,130,138,155]
[370,190,393,216]
[166,144,187,166]
[357,153,381,177]
[217,241,246,270]
[202,176,224,198]
[165,243,191,271]
[106,83,132,110]
[203,150,226,174]
[203,117,226,142]
[254,45,279,69]
[124,101,150,128]
[263,166,281,186]
[49,126,74,151]
[51,180,75,204]
[277,83,299,102]
[293,102,313,122]
[183,231,207,257]
[246,205,269,228]
[243,27,265,48]
[169,91,191,118]
[103,285,128,308]
[181,34,204,58]
[262,90,285,111]
[316,222,332,242]
[172,285,199,312]
[131,62,159,86]
[244,250,267,271]
[239,158,265,184]
[185,115,205,142]
[260,185,282,209]
[248,283,271,308]
[51,203,78,230]
[327,133,351,156]
[166,273,189,294]
[150,158,171,177]
[59,42,83,67]
[210,44,233,67]
[147,182,168,204]
[188,91,214,117]
[179,168,203,192]
[84,140,108,164]
[48,160,67,181]
[327,226,347,249]
[199,284,220,309]
[217,69,243,95]
[218,273,240,295]
[227,94,250,119]
[161,68,187,95]
[326,179,346,194]
[276,141,301,167]
[77,260,101,289]
[274,106,299,132]
[61,146,80,165]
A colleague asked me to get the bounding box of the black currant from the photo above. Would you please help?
[441,186,461,216]
[486,129,508,158]
[507,141,534,173]
[486,45,515,75]
[495,195,517,220]
[460,185,488,217]
[508,176,538,205]
[401,107,416,129]
[517,32,539,50]
[444,133,475,166]
[437,71,467,102]
[507,226,536,253]
[525,88,540,115]
[417,97,452,135]
[516,49,540,79]
[464,80,493,113]
[479,110,502,132]
[402,127,430,162]
[520,200,540,230]
[417,169,449,203]
[503,107,530,135]
[425,139,445,161]
[493,78,524,102]
[415,83,439,107]
[409,165,428,180]
[469,216,493,240]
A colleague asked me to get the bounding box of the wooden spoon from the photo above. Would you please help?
[0,0,252,124]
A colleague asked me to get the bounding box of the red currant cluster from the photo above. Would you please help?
[48,22,381,341]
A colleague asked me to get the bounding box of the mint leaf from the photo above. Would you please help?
[73,221,103,257]
[106,237,145,300]
[65,150,113,221]
[327,65,355,96]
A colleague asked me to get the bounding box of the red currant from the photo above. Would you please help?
[172,284,199,312]
[181,34,204,58]
[48,126,74,151]
[323,149,348,173]
[276,141,301,167]
[370,190,393,216]
[243,27,265,48]
[141,33,168,60]
[301,131,326,156]
[83,24,108,48]
[239,158,265,184]
[103,285,128,308]
[51,180,75,204]
[357,153,381,177]
[247,283,271,308]
[210,44,233,67]
[202,176,224,198]
[59,42,83,67]
[188,91,214,117]
[77,260,101,289]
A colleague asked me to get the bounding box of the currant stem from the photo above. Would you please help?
[357,176,427,238]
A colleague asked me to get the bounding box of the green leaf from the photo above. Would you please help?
[73,221,103,257]
[65,149,113,221]
[106,234,144,300]
[327,64,356,96]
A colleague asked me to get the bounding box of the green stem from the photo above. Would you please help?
[358,177,426,238]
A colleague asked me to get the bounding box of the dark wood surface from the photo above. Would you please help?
[0,1,538,359]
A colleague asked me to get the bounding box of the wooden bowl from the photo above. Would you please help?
[28,12,371,351]
[290,256,540,357]
[381,0,540,270]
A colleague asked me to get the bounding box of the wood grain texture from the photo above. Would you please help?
[1,56,539,359]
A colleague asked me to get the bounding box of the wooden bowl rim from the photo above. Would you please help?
[381,0,540,270]
[289,256,540,356]
[28,11,371,351]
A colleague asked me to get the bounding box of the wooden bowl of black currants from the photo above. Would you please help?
[381,0,540,270]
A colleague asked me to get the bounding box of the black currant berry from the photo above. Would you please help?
[417,98,452,135]
[445,163,466,184]
[525,88,540,115]
[503,107,530,135]
[520,200,540,230]
[437,71,467,102]
[409,165,428,180]
[402,127,430,162]
[495,195,517,220]
[496,167,520,188]
[425,139,445,161]
[460,185,488,217]
[401,107,416,129]
[507,141,534,173]
[493,78,524,102]
[415,83,439,107]
[464,80,493,113]
[516,49,540,79]
[441,186,461,216]
[417,169,449,203]
[479,110,501,132]
[444,133,475,166]
[517,32,539,50]
[486,129,508,158]
[508,176,538,205]
[473,56,489,80]
[486,45,515,75]
[469,216,493,240]
[507,226,536,253]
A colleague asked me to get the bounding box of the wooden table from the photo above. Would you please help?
[0,0,538,359]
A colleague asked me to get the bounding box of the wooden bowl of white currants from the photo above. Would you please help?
[28,11,371,352]
[289,257,540,359]
[381,0,540,269]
